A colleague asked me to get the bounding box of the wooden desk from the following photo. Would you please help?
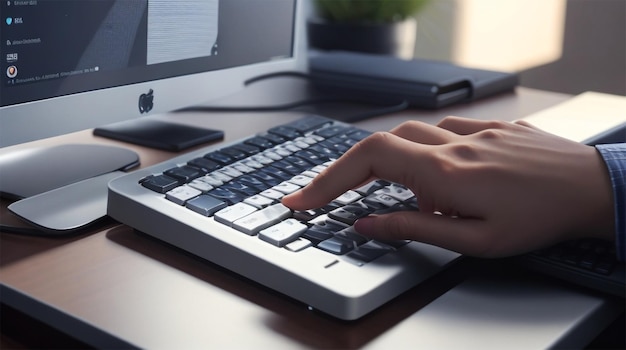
[1,83,620,348]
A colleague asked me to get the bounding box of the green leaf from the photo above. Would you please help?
[313,0,431,23]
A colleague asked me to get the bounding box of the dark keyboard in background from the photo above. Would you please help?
[517,238,624,297]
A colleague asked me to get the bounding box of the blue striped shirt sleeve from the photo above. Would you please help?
[595,143,626,261]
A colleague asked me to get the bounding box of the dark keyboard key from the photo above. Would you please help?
[328,205,372,225]
[347,129,371,141]
[265,167,292,181]
[308,144,341,159]
[347,241,393,263]
[289,115,331,133]
[336,228,369,246]
[188,157,221,172]
[268,126,300,140]
[327,134,353,147]
[315,125,350,138]
[323,202,342,213]
[232,143,261,155]
[294,149,328,164]
[354,199,385,212]
[261,133,286,145]
[318,139,350,154]
[311,219,346,233]
[220,146,248,160]
[342,138,359,148]
[356,180,390,197]
[404,197,419,210]
[293,208,325,222]
[271,160,302,175]
[594,260,614,275]
[250,169,282,186]
[562,253,580,265]
[578,239,594,251]
[223,181,260,196]
[164,166,204,183]
[548,246,565,260]
[301,227,334,245]
[207,187,245,205]
[317,236,355,255]
[204,151,235,165]
[140,174,180,193]
[245,136,276,150]
[237,175,267,190]
[593,242,610,255]
[579,254,597,270]
[376,239,410,248]
[284,155,313,170]
[186,195,228,216]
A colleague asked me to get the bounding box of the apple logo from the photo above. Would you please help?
[138,89,154,114]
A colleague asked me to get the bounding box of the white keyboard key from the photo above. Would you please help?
[198,174,223,187]
[376,184,415,201]
[188,179,214,193]
[273,181,301,194]
[251,155,274,165]
[259,218,307,247]
[209,171,232,183]
[244,195,275,209]
[310,165,327,173]
[233,163,255,173]
[285,238,312,252]
[366,193,400,207]
[293,140,309,149]
[242,159,264,169]
[284,142,302,153]
[214,203,257,225]
[166,185,202,205]
[334,190,361,205]
[297,136,320,145]
[233,203,291,235]
[288,175,313,187]
[259,188,285,200]
[263,151,282,161]
[218,167,243,178]
[274,147,292,157]
[301,170,319,179]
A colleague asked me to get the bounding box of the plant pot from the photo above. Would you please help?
[307,17,417,59]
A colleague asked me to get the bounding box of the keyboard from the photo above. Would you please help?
[517,238,625,297]
[107,115,461,320]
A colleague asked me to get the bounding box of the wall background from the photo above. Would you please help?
[412,0,625,96]
[518,0,625,96]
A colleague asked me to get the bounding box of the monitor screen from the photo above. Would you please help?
[0,0,304,147]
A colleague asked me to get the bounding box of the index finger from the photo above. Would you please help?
[282,131,428,211]
[389,120,455,145]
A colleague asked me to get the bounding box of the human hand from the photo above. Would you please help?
[282,116,615,258]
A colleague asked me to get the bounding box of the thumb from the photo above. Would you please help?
[354,211,490,256]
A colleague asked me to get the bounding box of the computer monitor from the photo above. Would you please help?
[0,0,305,198]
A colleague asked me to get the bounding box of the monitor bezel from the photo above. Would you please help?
[0,0,307,148]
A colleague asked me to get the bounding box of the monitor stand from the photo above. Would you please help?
[93,118,224,152]
[0,144,139,200]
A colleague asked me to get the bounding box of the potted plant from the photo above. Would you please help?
[308,0,431,59]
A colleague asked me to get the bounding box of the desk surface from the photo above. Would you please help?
[1,83,621,348]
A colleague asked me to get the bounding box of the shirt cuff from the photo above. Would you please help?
[595,143,626,262]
